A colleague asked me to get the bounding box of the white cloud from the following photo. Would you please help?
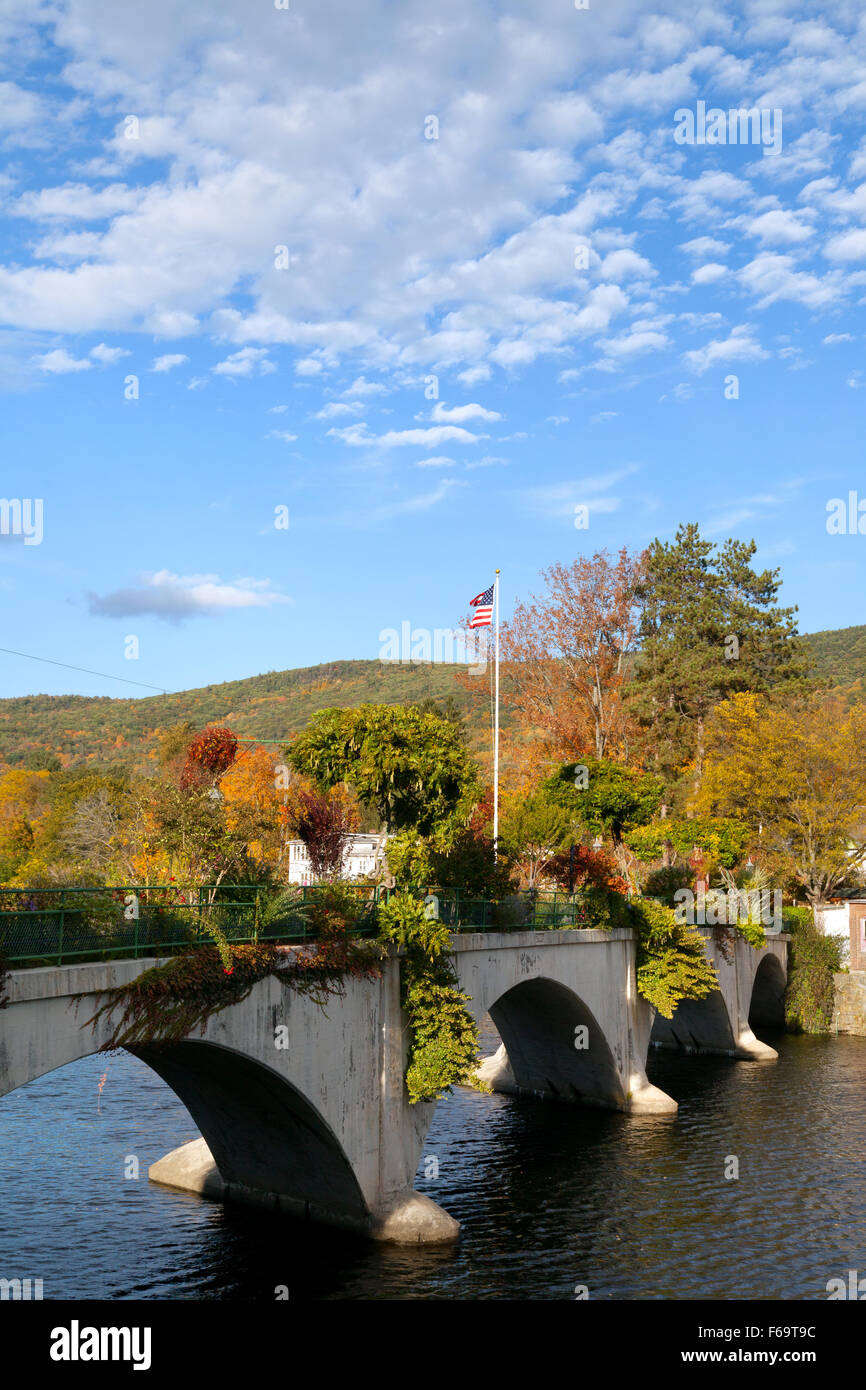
[415,456,456,468]
[822,332,854,345]
[682,325,769,374]
[13,182,145,221]
[34,347,91,373]
[213,347,276,377]
[825,229,866,263]
[691,262,729,284]
[87,570,291,621]
[90,342,131,364]
[430,401,501,423]
[314,400,365,418]
[343,376,387,396]
[151,352,188,372]
[745,208,814,246]
[267,430,298,442]
[456,365,492,386]
[328,423,483,449]
[737,253,842,309]
[680,236,731,259]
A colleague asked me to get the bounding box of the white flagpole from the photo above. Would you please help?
[493,569,500,861]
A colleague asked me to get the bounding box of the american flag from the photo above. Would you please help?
[469,583,494,628]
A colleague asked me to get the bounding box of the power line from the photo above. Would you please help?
[0,646,169,694]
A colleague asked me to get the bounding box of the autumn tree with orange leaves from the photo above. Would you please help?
[500,547,644,763]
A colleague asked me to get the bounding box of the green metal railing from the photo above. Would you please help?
[0,883,604,968]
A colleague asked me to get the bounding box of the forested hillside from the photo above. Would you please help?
[0,659,496,772]
[0,624,860,774]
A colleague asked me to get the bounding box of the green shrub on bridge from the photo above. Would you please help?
[378,891,483,1104]
[629,898,719,1018]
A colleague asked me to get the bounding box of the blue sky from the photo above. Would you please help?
[0,0,864,699]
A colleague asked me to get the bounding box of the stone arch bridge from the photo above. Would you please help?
[0,927,787,1243]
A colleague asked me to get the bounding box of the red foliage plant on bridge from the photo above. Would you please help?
[544,844,627,895]
[290,787,358,881]
[87,933,386,1050]
[180,726,239,791]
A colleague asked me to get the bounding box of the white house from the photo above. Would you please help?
[286,832,389,886]
[815,900,852,964]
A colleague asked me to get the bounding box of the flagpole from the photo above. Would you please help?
[493,568,500,861]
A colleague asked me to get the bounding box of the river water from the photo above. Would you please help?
[1,1024,864,1301]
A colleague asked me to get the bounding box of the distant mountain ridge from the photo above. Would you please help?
[0,659,487,772]
[0,625,860,773]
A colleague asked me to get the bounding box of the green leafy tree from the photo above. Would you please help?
[498,790,575,890]
[544,759,663,847]
[628,523,807,803]
[626,816,749,871]
[289,704,479,834]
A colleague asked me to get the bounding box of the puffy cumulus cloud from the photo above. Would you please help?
[1,0,865,387]
[34,347,91,372]
[87,570,292,622]
[456,365,491,386]
[682,324,769,374]
[314,400,365,419]
[342,376,388,397]
[89,342,130,363]
[11,182,146,220]
[329,422,483,448]
[430,401,501,423]
[825,228,866,262]
[680,236,731,258]
[596,327,670,360]
[151,352,188,371]
[691,262,729,284]
[743,208,815,245]
[212,347,275,377]
[737,253,843,308]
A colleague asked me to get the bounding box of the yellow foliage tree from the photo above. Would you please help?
[698,691,866,905]
[0,769,52,881]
